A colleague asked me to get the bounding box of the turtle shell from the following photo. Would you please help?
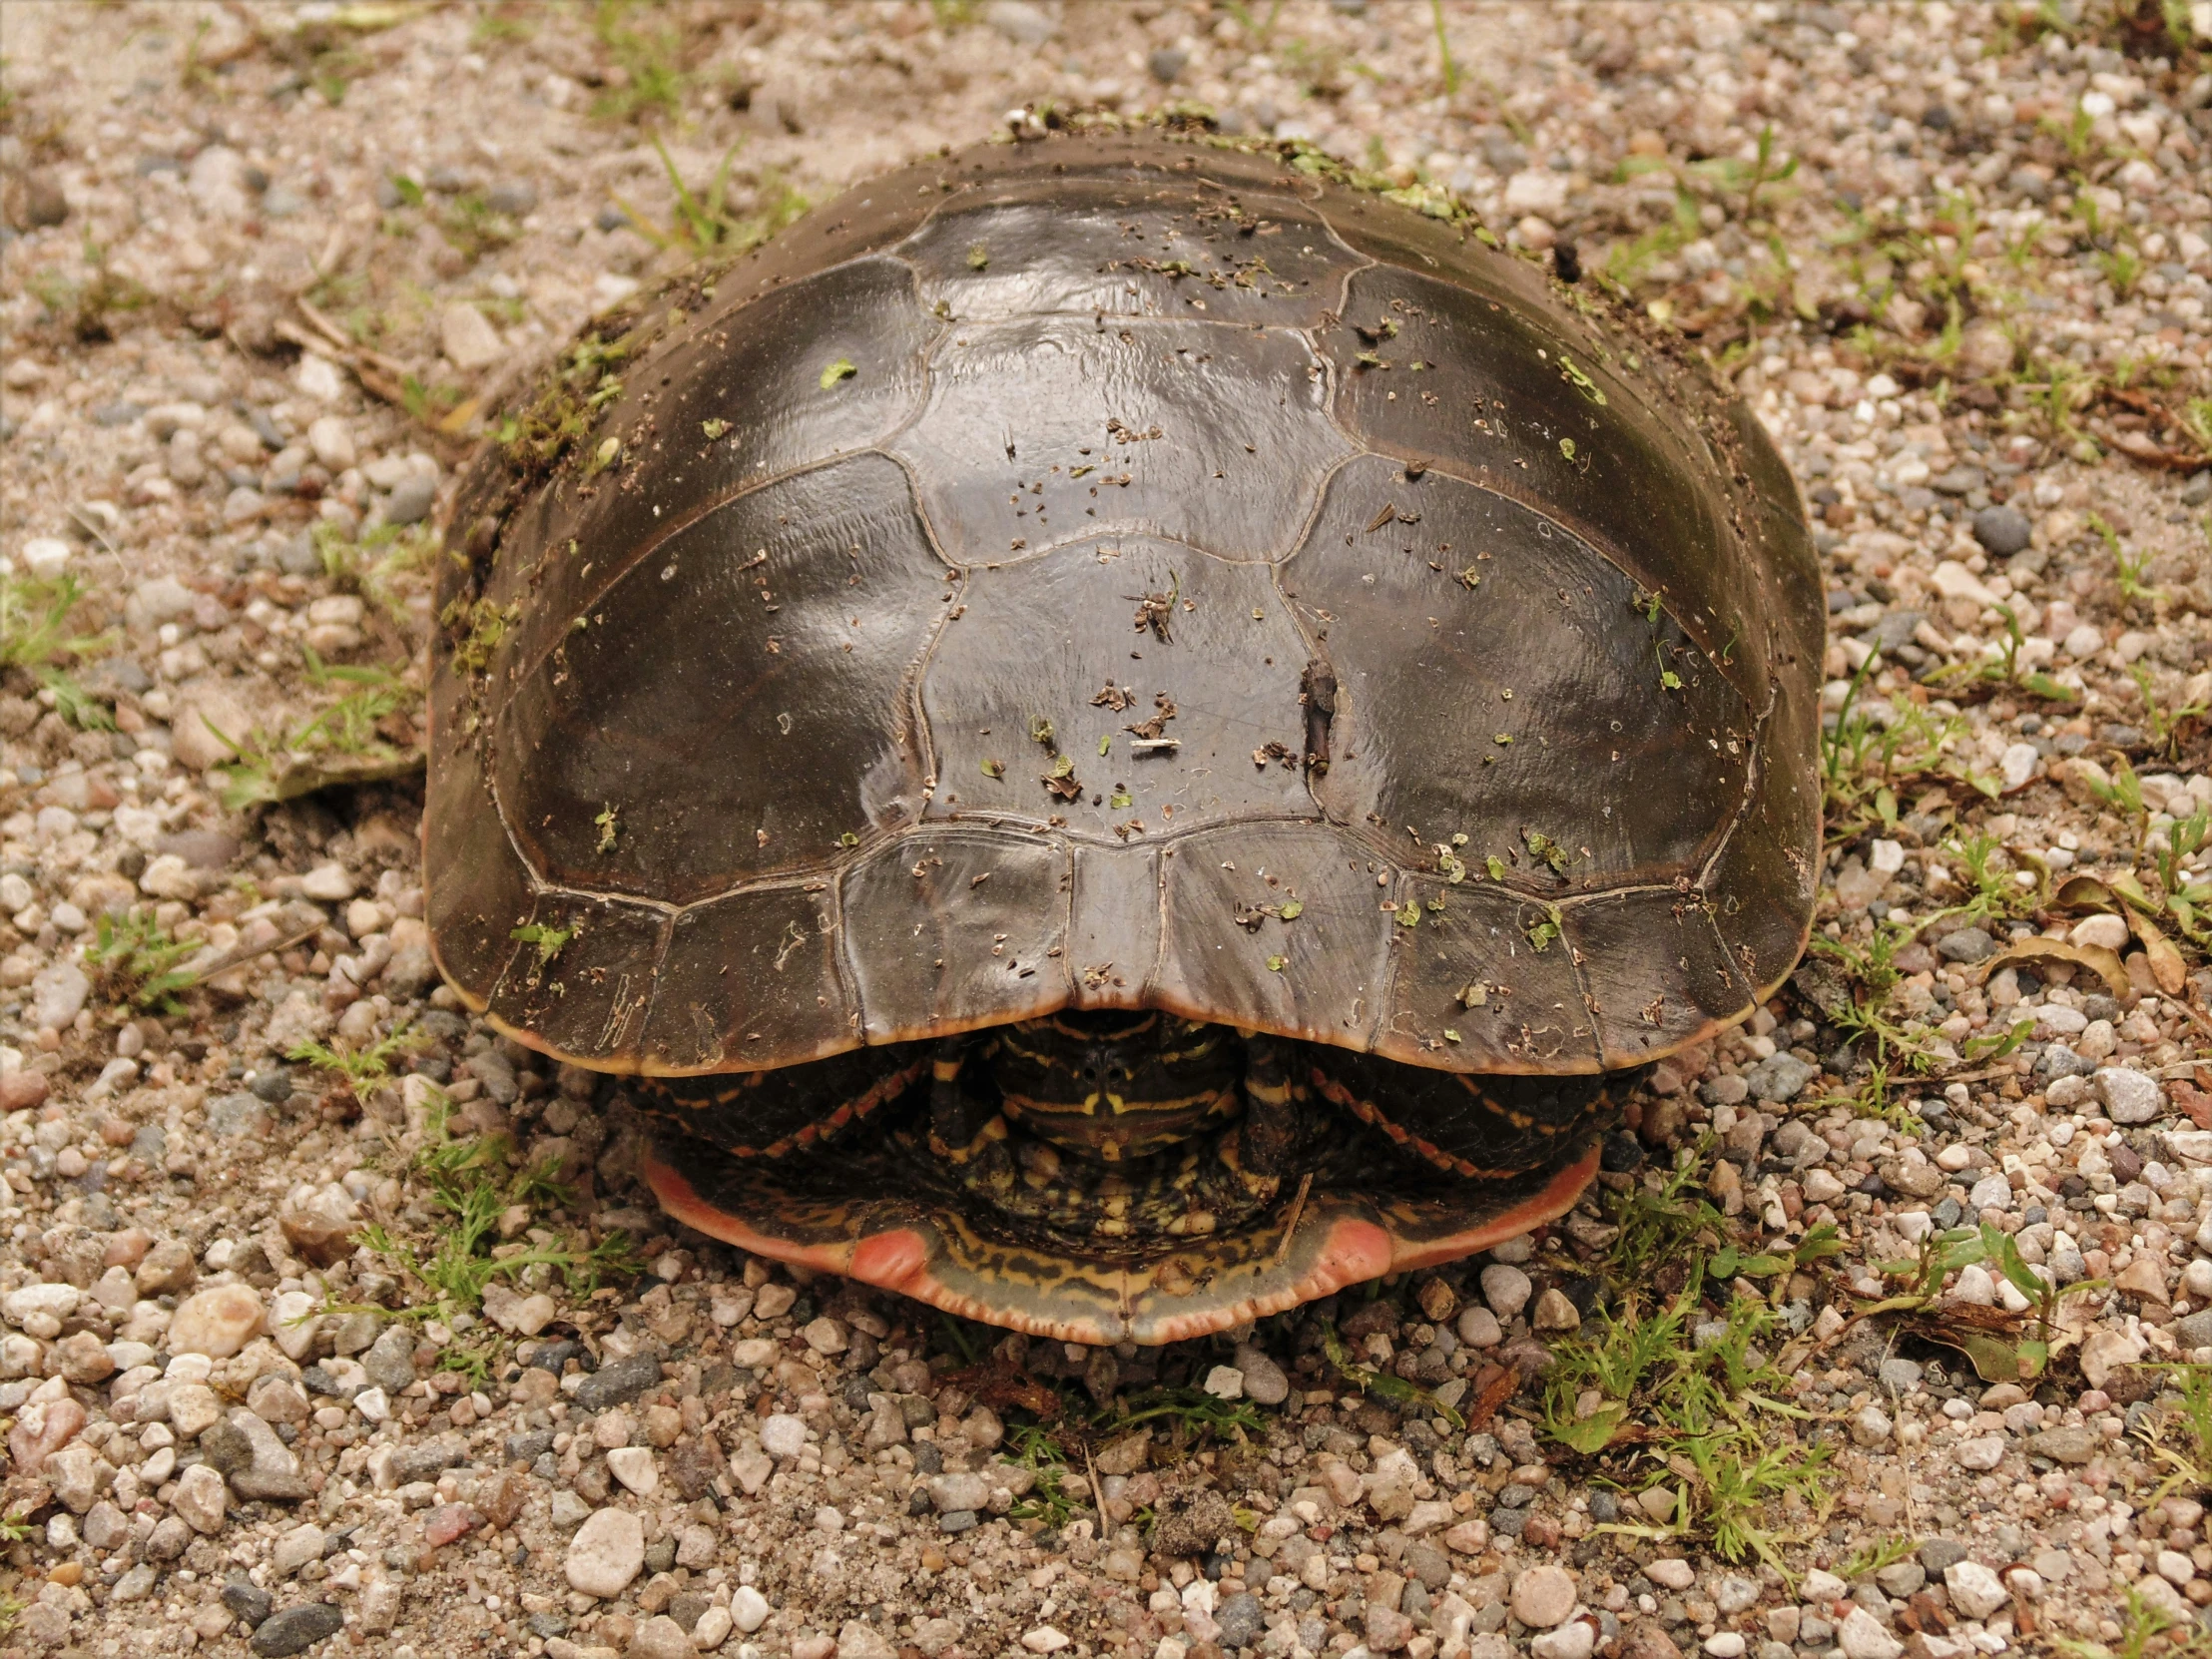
[427,130,1821,1079]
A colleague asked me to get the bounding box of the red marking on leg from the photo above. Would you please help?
[1385,1143,1602,1273]
[643,1151,855,1276]
[850,1230,930,1294]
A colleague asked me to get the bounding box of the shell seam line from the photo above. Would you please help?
[494,444,927,715]
[509,835,1763,927]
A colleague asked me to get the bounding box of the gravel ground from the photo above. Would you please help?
[3,4,2212,1659]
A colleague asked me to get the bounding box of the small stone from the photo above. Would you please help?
[223,1576,275,1627]
[761,1412,809,1458]
[607,1445,660,1496]
[1456,1305,1502,1347]
[206,1408,308,1499]
[249,1603,344,1656]
[1532,1288,1580,1333]
[630,1614,699,1659]
[1971,505,2032,557]
[305,416,354,472]
[1512,1563,1577,1628]
[424,1503,478,1548]
[273,1523,325,1575]
[840,1620,898,1659]
[1020,1627,1071,1654]
[2025,1425,2097,1464]
[1481,1263,1532,1320]
[1714,1576,1760,1614]
[383,473,436,526]
[576,1351,664,1411]
[1202,1364,1245,1399]
[170,1284,266,1358]
[1942,1560,2007,1620]
[1216,1591,1264,1648]
[1851,1405,1894,1446]
[733,1585,771,1633]
[1647,1559,1695,1591]
[1527,1622,1595,1659]
[1743,1052,1816,1103]
[2095,1067,2165,1124]
[1146,46,1188,82]
[567,1507,646,1598]
[1232,1344,1290,1404]
[362,1324,418,1391]
[440,302,506,370]
[1955,1435,2005,1470]
[803,1316,848,1355]
[1836,1606,1904,1659]
[52,1330,115,1383]
[1936,927,1994,964]
[172,1461,230,1533]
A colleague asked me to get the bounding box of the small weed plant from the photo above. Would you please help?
[87,910,198,1015]
[1540,1145,1840,1575]
[341,1093,638,1322]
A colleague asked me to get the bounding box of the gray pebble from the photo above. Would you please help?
[1971,505,2032,557]
[574,1351,664,1411]
[1935,927,1994,964]
[383,474,436,525]
[248,1603,343,1656]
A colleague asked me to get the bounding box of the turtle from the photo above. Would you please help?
[426,127,1822,1347]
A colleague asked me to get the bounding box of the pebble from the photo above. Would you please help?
[1646,1559,1695,1591]
[2095,1066,2165,1124]
[169,1284,267,1358]
[1232,1344,1291,1404]
[630,1615,698,1659]
[733,1585,771,1633]
[567,1507,646,1598]
[607,1445,660,1495]
[1836,1606,1904,1659]
[248,1603,344,1656]
[172,1462,230,1533]
[1943,1561,2007,1620]
[576,1351,664,1411]
[1533,1622,1596,1659]
[761,1413,810,1458]
[1971,504,2032,557]
[1481,1264,1532,1320]
[1511,1564,1577,1628]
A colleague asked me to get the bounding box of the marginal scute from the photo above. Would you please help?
[889,315,1352,564]
[1150,824,1393,1048]
[484,893,667,1066]
[494,456,946,904]
[1066,844,1164,1009]
[640,884,849,1073]
[1291,455,1750,892]
[838,830,1070,1043]
[1564,888,1755,1068]
[421,737,531,1011]
[1376,879,1600,1073]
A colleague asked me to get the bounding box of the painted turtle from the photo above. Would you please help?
[427,129,1821,1345]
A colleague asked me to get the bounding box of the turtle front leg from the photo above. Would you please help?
[926,1037,1008,1167]
[1238,1032,1305,1183]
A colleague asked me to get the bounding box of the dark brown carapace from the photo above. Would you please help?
[425,131,1821,1344]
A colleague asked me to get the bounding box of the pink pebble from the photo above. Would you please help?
[7,1397,87,1475]
[2078,1390,2111,1413]
[423,1503,480,1548]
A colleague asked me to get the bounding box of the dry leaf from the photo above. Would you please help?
[1974,936,2130,1000]
[2131,910,2189,995]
